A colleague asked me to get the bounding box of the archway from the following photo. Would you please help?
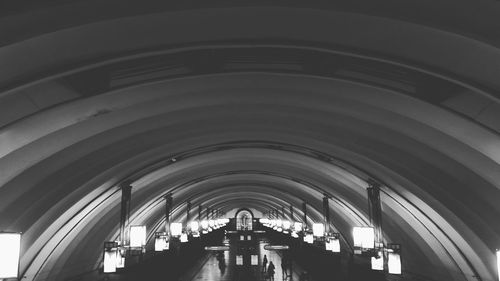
[235,208,254,231]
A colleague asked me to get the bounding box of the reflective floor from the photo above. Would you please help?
[180,232,315,281]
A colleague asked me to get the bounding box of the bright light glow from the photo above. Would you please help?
[353,227,374,249]
[330,238,340,253]
[209,220,215,227]
[190,221,199,231]
[116,250,125,268]
[388,252,402,274]
[304,233,314,244]
[371,251,384,271]
[240,235,245,241]
[0,233,21,278]
[276,220,283,227]
[251,255,258,265]
[171,223,182,236]
[247,235,252,240]
[201,220,209,229]
[260,218,269,224]
[155,235,168,251]
[294,222,302,232]
[283,221,291,230]
[291,232,299,238]
[180,233,188,243]
[236,255,243,265]
[313,223,325,237]
[103,243,118,273]
[129,225,146,248]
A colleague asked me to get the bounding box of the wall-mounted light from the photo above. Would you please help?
[282,220,291,230]
[103,242,118,273]
[387,244,402,274]
[294,222,303,232]
[180,233,188,243]
[371,250,384,271]
[171,223,182,237]
[353,227,374,253]
[154,232,169,251]
[325,233,340,253]
[0,232,21,279]
[129,225,146,248]
[312,223,325,237]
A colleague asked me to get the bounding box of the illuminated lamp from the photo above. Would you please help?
[171,222,183,237]
[190,221,199,232]
[155,232,168,251]
[353,227,374,253]
[209,220,215,228]
[180,233,188,243]
[201,220,209,230]
[291,232,299,238]
[371,250,384,271]
[116,247,126,268]
[0,232,21,278]
[103,242,118,273]
[325,233,340,253]
[283,220,291,230]
[388,244,402,274]
[294,222,303,232]
[312,223,325,237]
[236,255,243,265]
[129,225,146,248]
[304,233,314,244]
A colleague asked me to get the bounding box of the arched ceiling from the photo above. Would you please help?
[1,2,500,281]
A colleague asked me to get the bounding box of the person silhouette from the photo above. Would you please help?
[268,261,275,281]
[262,255,268,273]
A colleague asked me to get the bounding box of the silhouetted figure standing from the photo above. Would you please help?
[268,261,276,281]
[281,259,287,278]
[263,255,268,272]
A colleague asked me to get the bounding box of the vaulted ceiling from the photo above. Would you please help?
[1,1,500,281]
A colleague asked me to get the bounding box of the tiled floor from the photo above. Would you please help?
[181,232,313,281]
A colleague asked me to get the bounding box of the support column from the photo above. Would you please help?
[186,201,191,223]
[302,202,307,230]
[119,183,132,246]
[367,181,383,247]
[164,194,173,235]
[323,195,330,234]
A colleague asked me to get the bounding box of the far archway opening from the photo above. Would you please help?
[235,208,254,231]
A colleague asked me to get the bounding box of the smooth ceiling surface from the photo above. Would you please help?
[1,2,500,281]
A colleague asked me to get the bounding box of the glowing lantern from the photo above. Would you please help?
[283,220,291,230]
[0,233,21,278]
[129,225,146,248]
[388,244,402,274]
[353,227,374,252]
[103,242,118,273]
[171,222,182,236]
[325,234,340,253]
[312,223,325,237]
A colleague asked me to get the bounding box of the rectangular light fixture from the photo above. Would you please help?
[201,220,209,229]
[312,223,325,237]
[0,232,21,278]
[154,232,168,251]
[353,227,375,250]
[294,222,303,232]
[388,244,402,274]
[304,233,314,244]
[180,233,188,243]
[129,225,146,248]
[371,250,384,271]
[325,234,341,253]
[103,242,118,273]
[190,221,199,231]
[170,222,182,236]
